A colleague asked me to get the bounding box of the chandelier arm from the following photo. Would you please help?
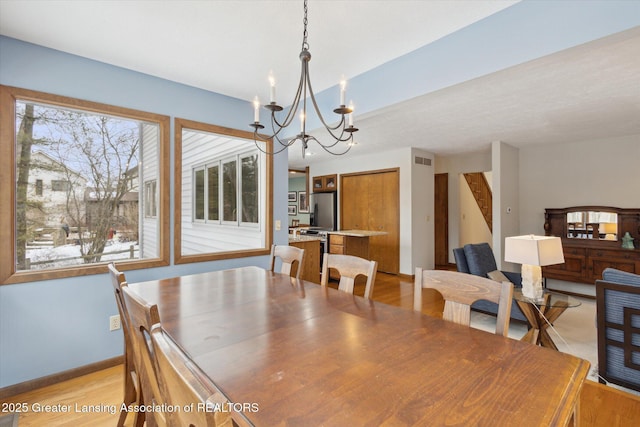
[253,127,299,151]
[253,138,290,156]
[305,68,353,139]
[271,123,300,148]
[251,130,290,155]
[306,135,354,156]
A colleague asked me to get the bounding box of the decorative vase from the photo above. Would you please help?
[622,232,635,249]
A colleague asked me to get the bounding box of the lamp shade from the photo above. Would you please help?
[504,235,565,266]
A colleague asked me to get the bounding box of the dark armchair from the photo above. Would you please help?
[453,242,526,322]
[596,268,640,392]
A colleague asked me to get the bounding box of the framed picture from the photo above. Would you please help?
[288,205,297,216]
[288,191,297,202]
[298,191,308,213]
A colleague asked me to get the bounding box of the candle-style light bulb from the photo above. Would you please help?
[253,96,260,122]
[348,101,354,126]
[299,110,305,133]
[339,79,346,106]
[269,72,276,103]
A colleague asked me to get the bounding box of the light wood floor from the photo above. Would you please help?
[2,272,638,426]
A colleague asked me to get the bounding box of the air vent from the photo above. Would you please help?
[414,156,432,166]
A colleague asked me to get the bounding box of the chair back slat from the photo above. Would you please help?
[321,254,378,299]
[414,269,513,337]
[121,285,166,427]
[269,244,306,279]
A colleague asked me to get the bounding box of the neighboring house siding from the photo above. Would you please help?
[140,123,159,258]
[180,129,264,255]
[27,151,87,230]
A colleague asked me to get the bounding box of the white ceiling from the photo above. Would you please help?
[1,0,639,169]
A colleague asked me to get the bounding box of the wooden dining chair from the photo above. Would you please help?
[121,285,167,427]
[321,253,378,299]
[414,269,513,337]
[150,327,236,427]
[269,244,306,279]
[108,263,144,427]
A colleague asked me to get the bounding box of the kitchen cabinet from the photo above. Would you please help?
[312,174,337,192]
[328,230,387,280]
[341,169,399,274]
[289,237,321,284]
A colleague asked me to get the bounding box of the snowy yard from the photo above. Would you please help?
[25,240,140,270]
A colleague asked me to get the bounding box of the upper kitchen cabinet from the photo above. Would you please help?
[312,174,337,192]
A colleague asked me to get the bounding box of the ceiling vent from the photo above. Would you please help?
[414,156,432,166]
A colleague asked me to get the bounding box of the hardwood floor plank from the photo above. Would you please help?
[0,365,128,426]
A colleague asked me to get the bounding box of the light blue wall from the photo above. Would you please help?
[0,36,289,387]
[288,176,310,225]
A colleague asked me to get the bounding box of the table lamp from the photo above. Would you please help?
[504,235,565,299]
[602,222,617,240]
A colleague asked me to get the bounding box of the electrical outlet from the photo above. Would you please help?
[109,315,121,331]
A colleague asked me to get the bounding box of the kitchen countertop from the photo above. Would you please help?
[327,230,388,237]
[288,235,323,243]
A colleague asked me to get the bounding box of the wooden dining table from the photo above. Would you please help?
[129,266,590,426]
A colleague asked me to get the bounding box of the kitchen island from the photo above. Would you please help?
[288,235,322,283]
[327,229,387,260]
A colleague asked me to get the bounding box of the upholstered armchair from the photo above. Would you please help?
[596,268,640,392]
[453,242,526,322]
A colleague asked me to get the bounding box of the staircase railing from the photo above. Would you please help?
[463,172,492,232]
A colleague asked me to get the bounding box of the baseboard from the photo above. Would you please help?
[397,272,414,281]
[0,356,123,400]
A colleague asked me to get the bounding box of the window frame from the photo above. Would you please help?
[0,85,170,285]
[174,118,273,265]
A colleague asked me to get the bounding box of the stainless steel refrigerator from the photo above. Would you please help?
[309,192,337,231]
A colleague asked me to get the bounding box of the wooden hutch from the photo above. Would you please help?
[543,206,640,287]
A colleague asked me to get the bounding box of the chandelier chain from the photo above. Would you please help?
[302,0,309,51]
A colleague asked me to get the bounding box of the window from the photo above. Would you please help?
[174,118,272,264]
[207,165,219,221]
[241,154,259,223]
[222,159,237,222]
[0,85,170,284]
[192,154,259,226]
[194,168,205,221]
[51,180,70,192]
[144,180,157,218]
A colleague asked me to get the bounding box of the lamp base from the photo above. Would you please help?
[521,264,543,300]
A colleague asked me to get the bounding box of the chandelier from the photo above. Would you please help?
[249,0,358,159]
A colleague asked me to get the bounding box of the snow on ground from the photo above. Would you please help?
[25,240,140,270]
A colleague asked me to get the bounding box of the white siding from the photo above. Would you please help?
[181,129,265,255]
[140,123,159,258]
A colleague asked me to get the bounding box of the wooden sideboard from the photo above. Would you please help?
[543,206,640,286]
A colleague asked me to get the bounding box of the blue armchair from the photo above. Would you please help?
[453,243,526,322]
[596,268,640,392]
